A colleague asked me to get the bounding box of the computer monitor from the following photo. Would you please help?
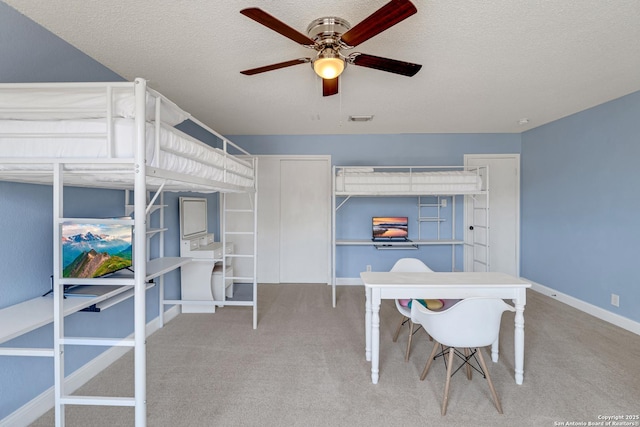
[372,216,409,240]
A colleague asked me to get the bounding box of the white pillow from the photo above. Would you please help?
[337,167,375,175]
[0,87,189,126]
[116,93,189,125]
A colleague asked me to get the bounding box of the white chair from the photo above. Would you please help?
[390,258,433,362]
[411,297,515,415]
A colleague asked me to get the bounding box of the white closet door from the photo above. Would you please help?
[465,154,520,276]
[279,158,330,283]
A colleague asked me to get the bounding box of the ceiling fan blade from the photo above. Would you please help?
[341,0,417,47]
[350,53,422,77]
[240,8,316,46]
[240,58,311,75]
[323,77,339,97]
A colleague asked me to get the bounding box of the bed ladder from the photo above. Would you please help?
[418,195,458,271]
[221,191,258,329]
[221,183,258,329]
[417,195,448,241]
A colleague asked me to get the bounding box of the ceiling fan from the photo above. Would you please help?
[239,0,422,96]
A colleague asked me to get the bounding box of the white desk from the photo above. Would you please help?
[0,285,137,357]
[360,271,531,385]
[180,237,234,313]
[0,258,184,355]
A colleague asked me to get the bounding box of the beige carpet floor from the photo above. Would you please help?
[31,284,640,426]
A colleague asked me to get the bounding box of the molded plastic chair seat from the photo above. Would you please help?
[390,258,457,361]
[411,297,515,415]
[389,258,432,361]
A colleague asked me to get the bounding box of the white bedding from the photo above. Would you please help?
[0,118,254,189]
[335,169,483,194]
[0,86,189,125]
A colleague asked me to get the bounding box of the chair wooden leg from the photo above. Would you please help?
[441,346,456,416]
[405,321,414,362]
[476,348,503,414]
[392,316,406,342]
[463,348,472,380]
[420,341,441,380]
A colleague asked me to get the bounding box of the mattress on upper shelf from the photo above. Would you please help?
[335,169,483,193]
[0,118,254,188]
[0,86,189,125]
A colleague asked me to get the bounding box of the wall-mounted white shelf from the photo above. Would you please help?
[335,239,464,246]
[0,285,141,353]
[0,257,190,356]
[374,244,418,250]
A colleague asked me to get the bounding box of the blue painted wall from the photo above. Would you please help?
[0,3,121,83]
[229,133,518,164]
[231,134,521,275]
[521,91,640,322]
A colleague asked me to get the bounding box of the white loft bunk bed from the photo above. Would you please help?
[331,165,490,307]
[0,78,257,426]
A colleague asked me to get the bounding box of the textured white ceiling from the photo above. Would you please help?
[5,0,640,135]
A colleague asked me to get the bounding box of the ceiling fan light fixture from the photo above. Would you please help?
[313,49,345,79]
[240,2,422,96]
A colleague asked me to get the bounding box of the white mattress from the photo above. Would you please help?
[0,118,254,189]
[0,86,189,125]
[335,170,483,194]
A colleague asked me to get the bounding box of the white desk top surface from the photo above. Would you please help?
[0,285,128,345]
[360,271,531,287]
[1,259,187,346]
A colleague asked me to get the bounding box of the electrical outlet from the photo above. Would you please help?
[441,199,447,208]
[366,265,372,272]
[611,293,619,307]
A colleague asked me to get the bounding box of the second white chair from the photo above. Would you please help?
[390,258,433,362]
[411,297,516,415]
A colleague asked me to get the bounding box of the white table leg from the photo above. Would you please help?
[371,292,381,384]
[514,298,526,385]
[365,286,372,362]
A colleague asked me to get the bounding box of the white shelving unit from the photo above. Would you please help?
[331,165,490,307]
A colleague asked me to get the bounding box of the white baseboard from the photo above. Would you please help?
[335,277,363,286]
[1,305,180,427]
[527,278,640,336]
